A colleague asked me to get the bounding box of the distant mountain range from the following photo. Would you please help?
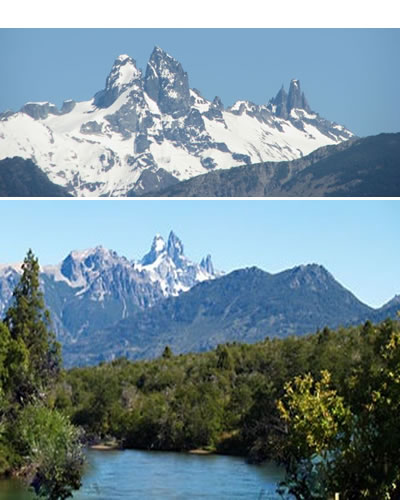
[0,232,220,347]
[0,46,353,197]
[1,232,398,366]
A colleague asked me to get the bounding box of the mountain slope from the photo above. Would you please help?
[64,265,376,366]
[147,139,357,197]
[276,132,400,196]
[147,133,400,197]
[0,157,71,196]
[0,47,353,196]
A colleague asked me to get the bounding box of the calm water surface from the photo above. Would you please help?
[0,449,287,499]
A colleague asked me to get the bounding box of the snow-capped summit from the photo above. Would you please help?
[270,79,311,119]
[135,231,220,295]
[141,234,167,266]
[94,55,142,108]
[0,47,354,196]
[43,246,129,291]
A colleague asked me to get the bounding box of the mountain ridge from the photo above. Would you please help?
[0,46,353,197]
[2,235,398,367]
[63,263,386,366]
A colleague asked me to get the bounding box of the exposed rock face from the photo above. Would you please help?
[144,46,191,117]
[20,102,60,120]
[287,79,311,114]
[270,85,288,118]
[61,99,76,113]
[200,255,215,275]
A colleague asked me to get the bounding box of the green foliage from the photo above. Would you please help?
[8,404,83,500]
[277,371,351,498]
[278,319,400,499]
[0,250,83,499]
[4,249,61,403]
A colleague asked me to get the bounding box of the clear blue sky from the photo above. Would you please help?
[0,29,399,137]
[0,199,399,308]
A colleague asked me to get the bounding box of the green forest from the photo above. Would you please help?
[1,251,400,499]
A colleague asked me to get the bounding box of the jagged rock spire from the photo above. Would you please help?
[287,79,311,113]
[144,46,191,117]
[271,84,288,119]
[200,254,214,274]
[167,230,185,265]
[270,79,311,118]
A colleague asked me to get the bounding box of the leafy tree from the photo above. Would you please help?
[9,404,83,500]
[4,249,61,403]
[277,319,400,499]
[277,371,351,499]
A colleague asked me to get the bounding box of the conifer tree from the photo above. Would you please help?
[4,249,61,402]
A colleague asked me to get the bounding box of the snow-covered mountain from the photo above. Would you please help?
[0,231,220,343]
[0,47,354,196]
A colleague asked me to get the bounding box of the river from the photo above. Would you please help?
[0,449,288,499]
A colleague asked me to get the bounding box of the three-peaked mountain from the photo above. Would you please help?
[0,232,399,366]
[0,47,353,196]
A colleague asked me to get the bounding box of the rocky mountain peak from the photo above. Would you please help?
[271,85,288,118]
[94,54,142,109]
[140,234,167,266]
[200,254,214,275]
[270,79,311,119]
[167,231,185,266]
[287,263,336,291]
[212,96,224,110]
[144,46,190,117]
[287,79,311,113]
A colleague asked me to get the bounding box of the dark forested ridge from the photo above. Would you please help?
[0,157,71,197]
[147,133,400,197]
[63,265,388,367]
